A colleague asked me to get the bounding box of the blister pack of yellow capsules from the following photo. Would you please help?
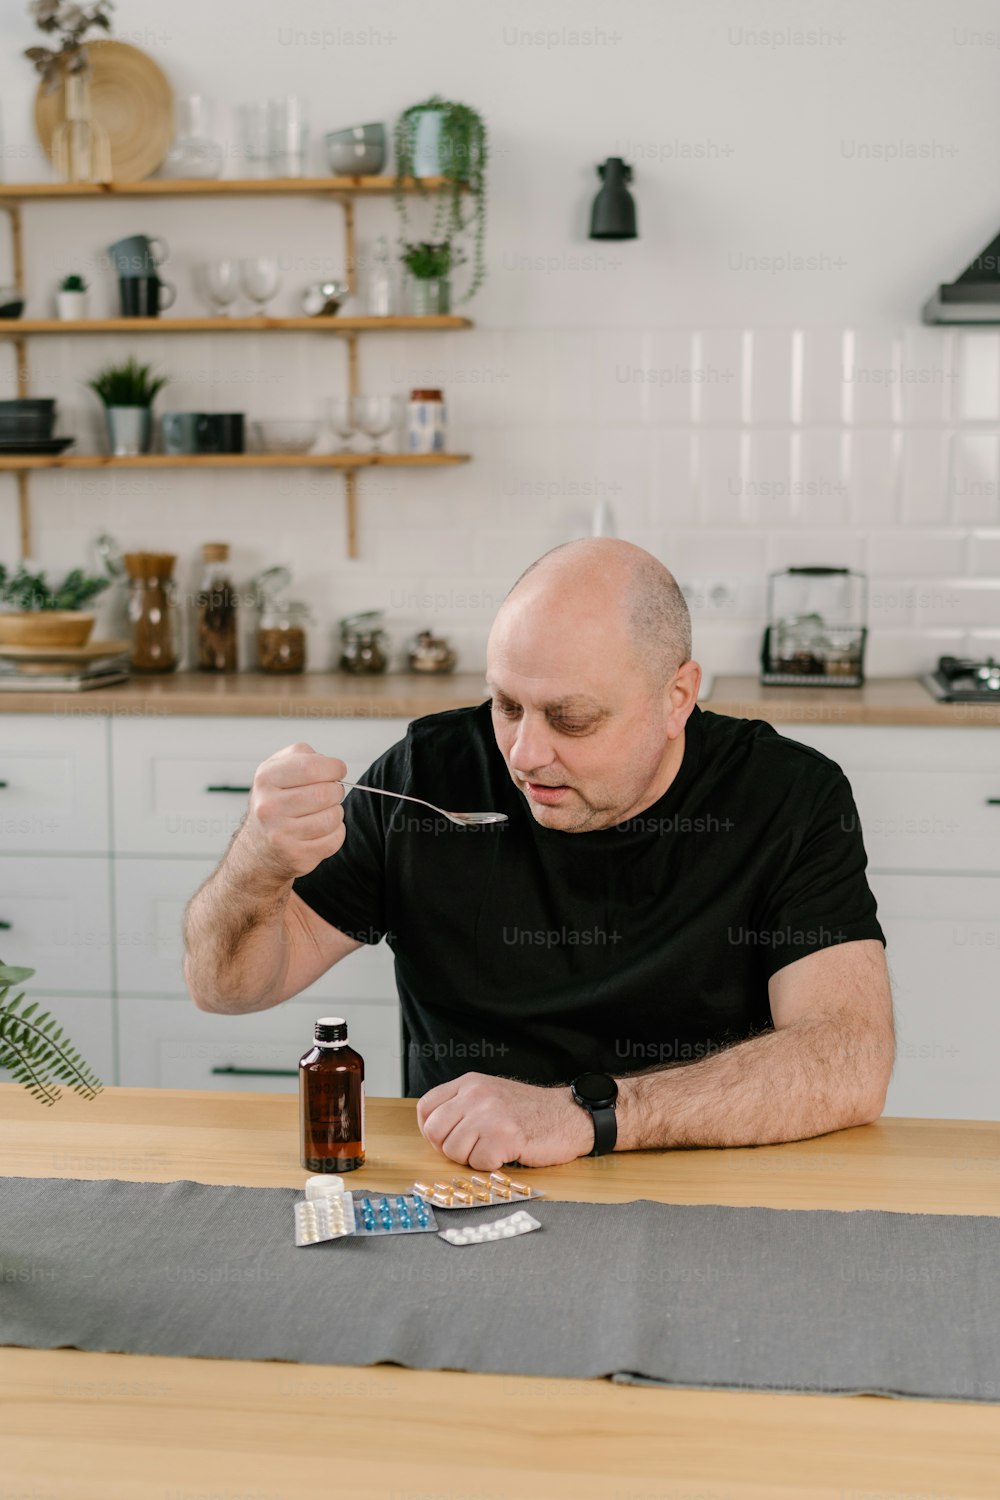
[410,1171,546,1210]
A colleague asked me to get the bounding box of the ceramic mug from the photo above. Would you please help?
[108,234,169,276]
[118,275,177,317]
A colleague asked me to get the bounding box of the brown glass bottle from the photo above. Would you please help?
[299,1017,365,1172]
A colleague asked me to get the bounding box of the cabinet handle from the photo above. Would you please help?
[0,780,8,788]
[986,798,1000,805]
[0,920,11,930]
[205,784,252,794]
[210,1065,297,1077]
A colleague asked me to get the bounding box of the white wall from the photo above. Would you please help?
[1,0,999,673]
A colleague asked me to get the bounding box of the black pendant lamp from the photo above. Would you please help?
[589,157,637,240]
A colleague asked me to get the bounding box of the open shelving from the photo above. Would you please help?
[0,175,474,558]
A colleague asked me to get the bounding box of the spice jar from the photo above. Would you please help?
[406,388,446,454]
[406,628,456,674]
[196,542,238,672]
[258,598,310,674]
[123,552,179,673]
[339,610,389,675]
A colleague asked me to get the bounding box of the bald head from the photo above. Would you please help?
[501,539,691,685]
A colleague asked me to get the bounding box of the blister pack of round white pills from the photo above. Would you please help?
[438,1209,541,1247]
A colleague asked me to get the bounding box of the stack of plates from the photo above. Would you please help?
[0,639,131,691]
[0,399,75,456]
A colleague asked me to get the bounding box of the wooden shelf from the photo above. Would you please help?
[0,175,475,560]
[0,315,472,335]
[0,452,470,471]
[0,176,455,201]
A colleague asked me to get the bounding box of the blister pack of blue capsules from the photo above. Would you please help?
[350,1193,438,1236]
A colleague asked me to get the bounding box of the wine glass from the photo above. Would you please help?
[327,395,359,453]
[202,258,240,316]
[240,257,281,316]
[357,394,395,454]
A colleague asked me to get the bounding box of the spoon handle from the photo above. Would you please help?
[335,779,450,820]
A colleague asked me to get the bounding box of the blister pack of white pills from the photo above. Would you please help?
[294,1191,357,1246]
[438,1209,542,1247]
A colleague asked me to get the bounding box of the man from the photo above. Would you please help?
[183,538,895,1170]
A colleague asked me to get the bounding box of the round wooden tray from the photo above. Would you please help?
[0,639,130,664]
[34,41,174,184]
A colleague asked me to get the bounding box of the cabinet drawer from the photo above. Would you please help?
[0,855,112,993]
[0,992,115,1094]
[114,855,397,999]
[111,716,409,855]
[870,871,1000,1121]
[0,716,109,853]
[118,995,402,1095]
[776,726,1000,872]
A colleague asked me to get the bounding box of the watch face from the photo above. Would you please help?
[572,1072,618,1108]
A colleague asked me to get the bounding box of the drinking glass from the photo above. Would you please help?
[202,258,240,316]
[268,97,309,177]
[237,103,271,178]
[327,395,359,452]
[357,394,395,454]
[240,257,281,315]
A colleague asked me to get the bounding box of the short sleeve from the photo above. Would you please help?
[754,767,886,980]
[291,735,408,945]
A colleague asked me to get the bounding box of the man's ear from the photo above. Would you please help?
[666,660,701,736]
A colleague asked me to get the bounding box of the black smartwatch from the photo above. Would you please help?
[570,1072,618,1156]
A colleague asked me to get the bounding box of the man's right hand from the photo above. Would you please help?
[240,741,348,881]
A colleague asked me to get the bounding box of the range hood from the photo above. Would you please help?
[923,229,1000,323]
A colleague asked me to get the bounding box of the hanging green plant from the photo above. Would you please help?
[0,962,103,1107]
[393,96,488,304]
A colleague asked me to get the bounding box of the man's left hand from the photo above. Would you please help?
[416,1072,595,1170]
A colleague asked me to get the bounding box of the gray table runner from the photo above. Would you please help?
[1,1175,997,1402]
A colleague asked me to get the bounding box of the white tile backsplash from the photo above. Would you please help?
[13,317,1000,676]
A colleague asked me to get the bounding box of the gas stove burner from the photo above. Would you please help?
[922,655,1000,702]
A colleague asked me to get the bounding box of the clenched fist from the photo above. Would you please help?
[417,1072,595,1170]
[240,741,348,881]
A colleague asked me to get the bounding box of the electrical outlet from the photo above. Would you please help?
[680,579,743,615]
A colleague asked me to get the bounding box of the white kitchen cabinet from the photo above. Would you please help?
[113,853,399,1003]
[776,724,999,1121]
[117,995,402,1096]
[0,855,113,994]
[869,873,1000,1120]
[110,715,410,856]
[772,725,1000,872]
[0,716,109,854]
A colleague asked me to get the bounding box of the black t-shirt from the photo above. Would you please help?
[292,701,885,1096]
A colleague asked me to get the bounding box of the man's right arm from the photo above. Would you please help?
[182,741,363,1015]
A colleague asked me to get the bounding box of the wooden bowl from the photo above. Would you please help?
[0,611,96,648]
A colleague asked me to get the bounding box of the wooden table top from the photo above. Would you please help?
[1,1084,998,1499]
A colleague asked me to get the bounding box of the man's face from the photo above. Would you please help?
[486,600,685,833]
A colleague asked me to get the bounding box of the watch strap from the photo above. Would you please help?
[589,1103,617,1156]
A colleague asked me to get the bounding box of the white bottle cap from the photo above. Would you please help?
[305,1174,345,1200]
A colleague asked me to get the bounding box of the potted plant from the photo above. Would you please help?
[0,961,102,1106]
[56,271,89,320]
[393,96,487,307]
[86,355,168,455]
[400,240,456,316]
[0,559,110,646]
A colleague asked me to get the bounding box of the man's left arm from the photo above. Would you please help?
[612,936,895,1151]
[417,938,895,1168]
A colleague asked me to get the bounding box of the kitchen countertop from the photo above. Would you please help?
[0,668,997,724]
[1,1083,998,1499]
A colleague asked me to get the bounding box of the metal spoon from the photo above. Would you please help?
[335,780,508,828]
